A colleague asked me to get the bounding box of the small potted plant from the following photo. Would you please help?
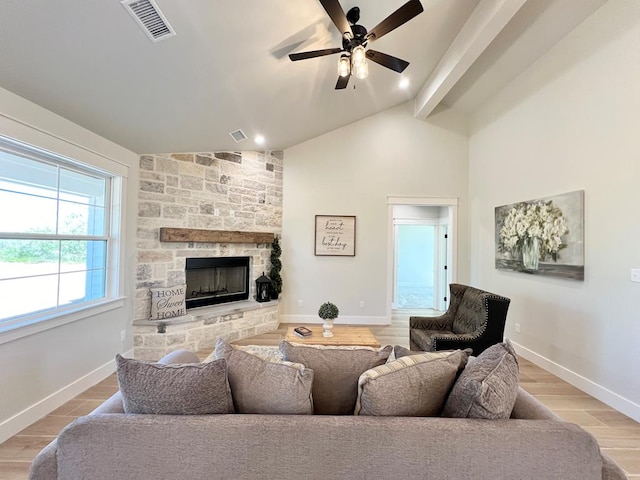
[318,301,339,338]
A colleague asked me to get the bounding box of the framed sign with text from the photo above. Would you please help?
[314,215,356,256]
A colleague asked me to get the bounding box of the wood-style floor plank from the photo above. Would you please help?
[0,311,638,479]
[0,462,31,480]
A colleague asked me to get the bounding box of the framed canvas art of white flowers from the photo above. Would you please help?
[495,190,584,280]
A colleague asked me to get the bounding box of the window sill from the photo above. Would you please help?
[0,297,126,346]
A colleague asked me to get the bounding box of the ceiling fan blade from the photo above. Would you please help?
[366,0,424,42]
[366,50,409,73]
[289,48,343,61]
[319,0,353,39]
[335,74,351,89]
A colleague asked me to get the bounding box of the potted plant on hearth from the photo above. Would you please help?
[269,237,282,300]
[318,301,339,338]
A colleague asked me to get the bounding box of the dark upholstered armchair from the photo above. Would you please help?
[410,284,510,356]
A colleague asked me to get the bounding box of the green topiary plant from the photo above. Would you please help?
[269,237,282,299]
[318,301,339,320]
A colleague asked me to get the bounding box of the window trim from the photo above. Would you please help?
[0,135,125,337]
[0,297,126,346]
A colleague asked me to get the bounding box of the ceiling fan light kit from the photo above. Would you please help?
[338,54,351,77]
[289,0,424,89]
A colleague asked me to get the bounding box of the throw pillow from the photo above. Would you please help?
[205,344,283,363]
[355,350,470,416]
[214,338,314,414]
[115,354,234,414]
[280,341,393,415]
[390,344,418,360]
[149,284,186,320]
[391,345,473,361]
[442,340,519,419]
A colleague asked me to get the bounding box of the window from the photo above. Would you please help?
[0,138,118,330]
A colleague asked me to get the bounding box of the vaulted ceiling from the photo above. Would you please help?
[0,0,607,153]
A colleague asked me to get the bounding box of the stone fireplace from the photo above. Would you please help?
[133,150,283,360]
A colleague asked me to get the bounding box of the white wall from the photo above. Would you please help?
[282,101,469,324]
[0,87,139,441]
[469,0,640,420]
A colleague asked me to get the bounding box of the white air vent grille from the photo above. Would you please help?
[229,129,248,143]
[121,0,176,42]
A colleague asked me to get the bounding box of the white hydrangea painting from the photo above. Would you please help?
[495,190,584,280]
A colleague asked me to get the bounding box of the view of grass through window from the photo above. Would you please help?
[0,146,109,323]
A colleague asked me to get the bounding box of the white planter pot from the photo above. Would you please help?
[322,318,335,337]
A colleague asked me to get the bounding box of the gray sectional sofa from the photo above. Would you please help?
[30,348,627,480]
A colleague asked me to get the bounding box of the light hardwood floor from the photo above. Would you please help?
[1,312,638,479]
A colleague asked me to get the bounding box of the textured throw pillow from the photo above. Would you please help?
[442,340,519,419]
[149,284,186,320]
[355,350,470,416]
[391,345,473,361]
[390,344,420,360]
[280,341,393,415]
[115,354,234,414]
[205,344,282,363]
[214,338,314,414]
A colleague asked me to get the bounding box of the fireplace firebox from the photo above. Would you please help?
[185,257,250,309]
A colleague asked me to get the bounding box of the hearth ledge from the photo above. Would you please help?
[132,299,279,327]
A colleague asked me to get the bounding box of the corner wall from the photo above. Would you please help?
[469,0,640,419]
[0,87,139,442]
[282,101,469,323]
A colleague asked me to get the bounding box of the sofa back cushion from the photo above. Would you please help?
[452,288,486,334]
[115,354,234,415]
[280,341,392,415]
[355,350,469,416]
[443,340,519,419]
[215,338,314,414]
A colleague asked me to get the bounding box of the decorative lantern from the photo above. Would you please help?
[255,272,271,303]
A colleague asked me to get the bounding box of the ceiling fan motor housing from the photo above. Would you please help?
[342,25,368,52]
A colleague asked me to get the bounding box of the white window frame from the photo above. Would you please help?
[0,135,126,344]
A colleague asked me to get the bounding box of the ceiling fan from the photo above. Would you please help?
[289,0,424,89]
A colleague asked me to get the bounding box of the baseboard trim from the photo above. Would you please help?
[279,315,389,326]
[511,341,640,423]
[0,351,128,444]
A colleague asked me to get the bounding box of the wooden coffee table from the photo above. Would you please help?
[284,326,381,348]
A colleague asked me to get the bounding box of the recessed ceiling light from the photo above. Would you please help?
[399,78,410,89]
[254,134,265,145]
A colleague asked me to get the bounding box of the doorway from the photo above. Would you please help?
[394,223,449,310]
[387,197,457,318]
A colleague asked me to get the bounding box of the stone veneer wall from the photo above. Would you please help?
[134,150,283,360]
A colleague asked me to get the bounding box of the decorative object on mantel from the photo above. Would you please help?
[314,215,356,256]
[318,301,339,338]
[159,227,274,244]
[256,273,272,303]
[495,190,584,280]
[269,237,282,300]
[149,285,186,320]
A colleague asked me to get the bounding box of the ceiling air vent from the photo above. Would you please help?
[229,129,248,143]
[121,0,176,43]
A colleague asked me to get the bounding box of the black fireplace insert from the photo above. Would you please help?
[185,256,250,309]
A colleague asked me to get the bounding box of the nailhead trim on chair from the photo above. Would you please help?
[431,294,509,351]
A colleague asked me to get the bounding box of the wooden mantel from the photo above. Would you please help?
[159,228,274,244]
